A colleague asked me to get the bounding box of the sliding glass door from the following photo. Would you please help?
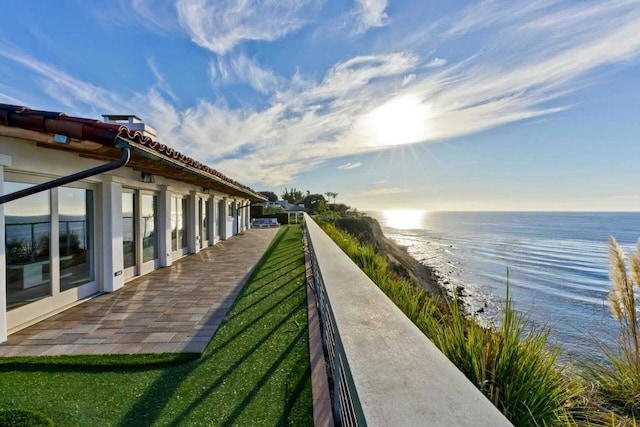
[171,195,188,258]
[123,190,159,280]
[4,180,96,321]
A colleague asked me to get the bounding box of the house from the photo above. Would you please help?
[271,200,311,213]
[0,104,266,342]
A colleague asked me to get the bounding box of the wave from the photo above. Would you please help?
[372,211,640,361]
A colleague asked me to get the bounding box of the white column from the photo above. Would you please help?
[239,200,245,232]
[245,201,250,230]
[0,154,12,342]
[158,187,172,267]
[101,180,125,292]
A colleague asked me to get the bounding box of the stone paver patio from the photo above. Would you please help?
[0,228,279,356]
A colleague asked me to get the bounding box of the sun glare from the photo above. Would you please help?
[383,210,426,230]
[364,95,430,147]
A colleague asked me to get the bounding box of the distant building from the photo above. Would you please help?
[266,200,310,213]
[0,104,265,341]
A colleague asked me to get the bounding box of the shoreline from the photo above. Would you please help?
[334,215,444,299]
[351,215,488,316]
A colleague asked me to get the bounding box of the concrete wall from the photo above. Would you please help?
[304,214,512,427]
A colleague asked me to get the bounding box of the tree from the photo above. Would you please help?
[301,193,326,213]
[282,187,304,204]
[325,192,339,204]
[258,191,278,202]
[332,203,350,216]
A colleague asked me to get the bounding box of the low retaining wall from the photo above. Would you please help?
[304,214,512,426]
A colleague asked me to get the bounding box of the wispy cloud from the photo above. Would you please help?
[146,57,178,101]
[338,162,362,170]
[130,0,180,34]
[426,57,446,68]
[212,53,279,94]
[357,187,411,197]
[0,86,24,105]
[3,1,640,191]
[189,1,640,185]
[0,42,126,115]
[176,0,318,55]
[350,0,390,34]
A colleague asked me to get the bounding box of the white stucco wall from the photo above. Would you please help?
[0,134,243,339]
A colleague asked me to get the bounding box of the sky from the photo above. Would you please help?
[1,0,639,211]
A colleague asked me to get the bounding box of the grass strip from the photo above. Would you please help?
[0,225,312,426]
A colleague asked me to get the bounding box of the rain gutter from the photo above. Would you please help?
[0,139,131,205]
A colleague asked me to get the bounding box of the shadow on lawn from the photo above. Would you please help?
[117,225,310,426]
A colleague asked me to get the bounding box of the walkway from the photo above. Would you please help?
[0,228,279,356]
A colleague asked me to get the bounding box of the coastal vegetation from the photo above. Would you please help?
[0,226,312,426]
[315,215,627,425]
[580,238,640,419]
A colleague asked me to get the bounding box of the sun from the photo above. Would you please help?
[363,95,430,147]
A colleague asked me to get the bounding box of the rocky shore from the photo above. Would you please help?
[334,216,444,299]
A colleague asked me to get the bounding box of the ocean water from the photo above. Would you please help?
[369,211,640,363]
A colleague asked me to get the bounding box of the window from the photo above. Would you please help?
[59,187,94,291]
[122,192,136,269]
[204,199,211,241]
[141,194,157,263]
[228,201,234,217]
[5,182,51,309]
[171,196,187,251]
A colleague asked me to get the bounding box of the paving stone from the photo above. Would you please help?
[0,229,278,357]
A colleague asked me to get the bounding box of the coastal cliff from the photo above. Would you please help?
[334,216,443,298]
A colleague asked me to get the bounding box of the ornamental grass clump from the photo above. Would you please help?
[432,281,572,426]
[583,237,640,418]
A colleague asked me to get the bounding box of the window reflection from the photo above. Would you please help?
[142,194,157,263]
[4,182,51,309]
[122,192,136,269]
[171,196,187,251]
[204,198,210,241]
[59,187,94,291]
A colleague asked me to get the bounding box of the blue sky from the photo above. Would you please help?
[1,0,639,211]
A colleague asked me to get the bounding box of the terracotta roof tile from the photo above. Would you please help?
[0,103,265,200]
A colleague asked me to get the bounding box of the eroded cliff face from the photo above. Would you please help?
[334,216,443,298]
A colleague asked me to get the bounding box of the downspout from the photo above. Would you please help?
[0,140,131,205]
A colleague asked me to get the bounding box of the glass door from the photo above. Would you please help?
[122,191,137,279]
[171,195,188,258]
[140,193,158,274]
[204,198,211,245]
[5,179,97,331]
[4,182,51,310]
[218,199,225,238]
[59,187,94,292]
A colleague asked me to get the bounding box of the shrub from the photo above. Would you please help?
[582,237,640,419]
[433,281,572,425]
[0,408,54,427]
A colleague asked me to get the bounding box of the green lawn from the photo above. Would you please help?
[0,225,313,426]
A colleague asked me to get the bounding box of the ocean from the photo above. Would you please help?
[369,211,640,363]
